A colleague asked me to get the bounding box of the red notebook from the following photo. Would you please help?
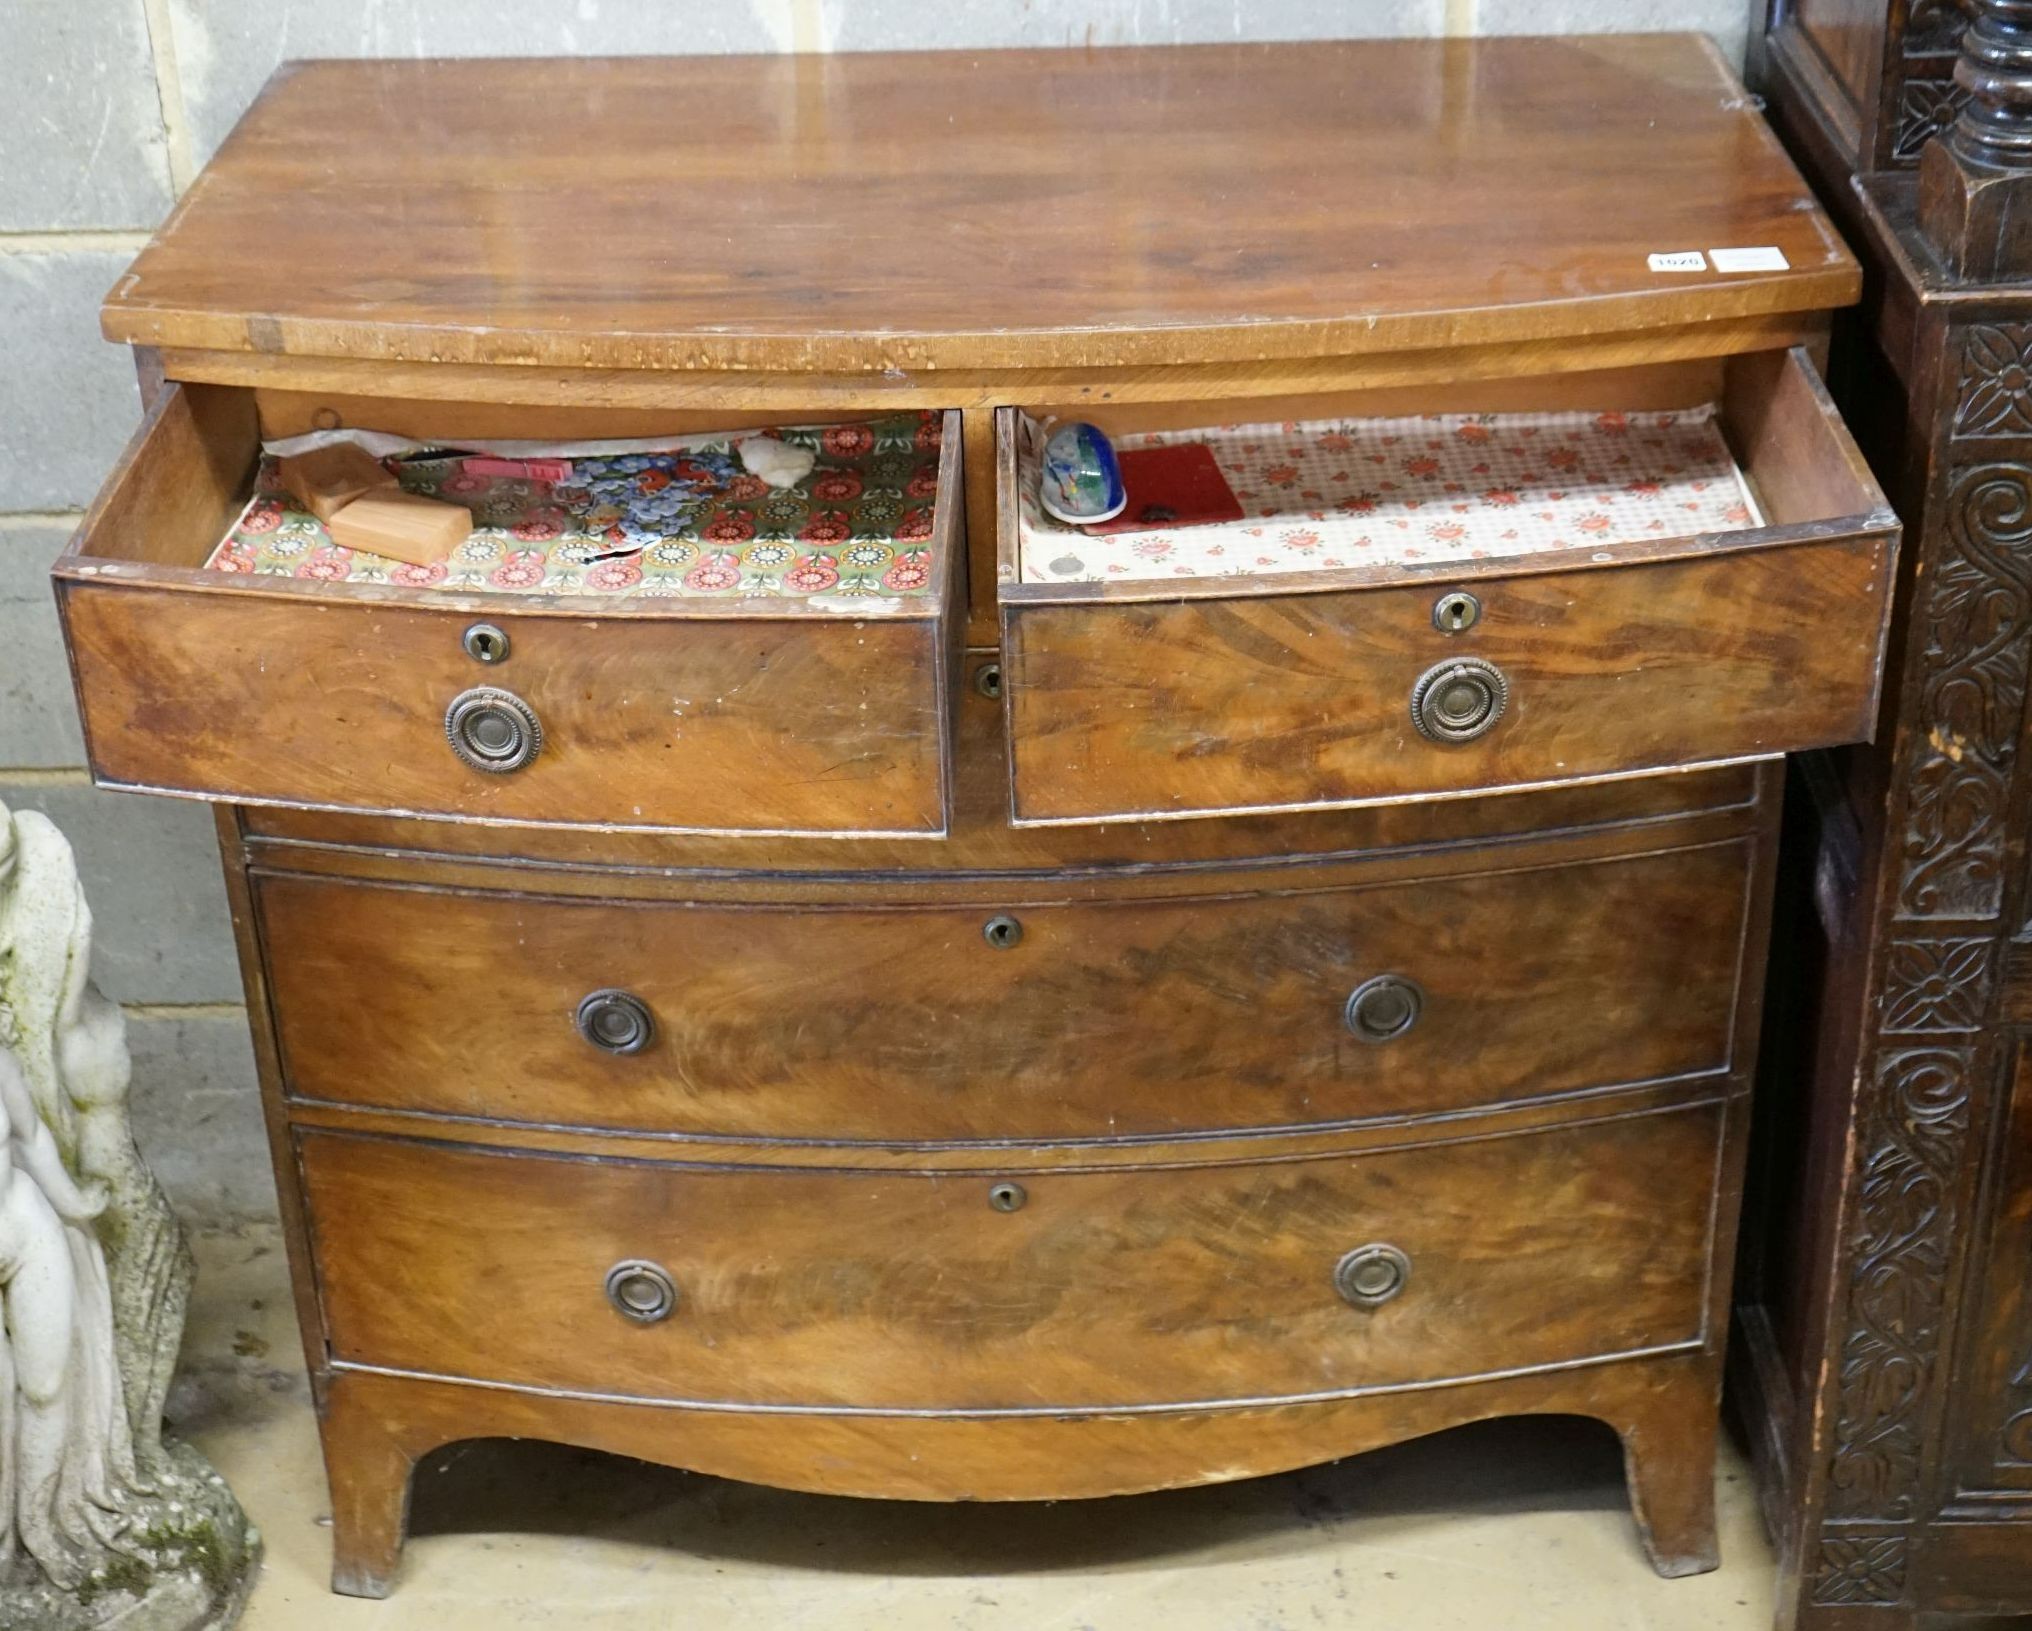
[1083,442,1244,534]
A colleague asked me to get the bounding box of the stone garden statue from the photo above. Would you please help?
[0,797,258,1628]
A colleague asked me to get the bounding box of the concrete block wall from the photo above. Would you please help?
[0,0,1748,1225]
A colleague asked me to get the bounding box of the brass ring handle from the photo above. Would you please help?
[1410,657,1509,744]
[1334,1244,1411,1309]
[1344,975,1424,1044]
[576,989,655,1055]
[604,1260,678,1324]
[445,686,543,773]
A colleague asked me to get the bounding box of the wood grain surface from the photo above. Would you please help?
[1003,537,1889,822]
[317,1352,1725,1595]
[101,38,1856,372]
[258,839,1751,1143]
[998,347,1896,824]
[55,390,962,835]
[237,698,1769,877]
[299,1102,1722,1413]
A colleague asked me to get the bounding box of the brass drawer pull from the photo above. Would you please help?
[605,1260,678,1324]
[1344,974,1423,1044]
[1334,1243,1411,1309]
[445,686,543,773]
[1410,657,1508,743]
[576,989,655,1055]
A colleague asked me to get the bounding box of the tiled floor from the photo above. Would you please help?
[170,1223,1809,1630]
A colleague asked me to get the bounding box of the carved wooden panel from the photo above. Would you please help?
[1896,78,1972,161]
[1750,0,2032,1618]
[1954,325,2032,437]
[1894,457,2032,920]
[1823,1044,1975,1526]
[1814,1534,1912,1604]
[1809,319,2032,1607]
[1891,0,1968,165]
[1941,1036,2032,1496]
[1881,938,1999,1030]
[1767,0,1965,168]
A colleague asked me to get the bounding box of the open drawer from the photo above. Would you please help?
[54,387,962,836]
[995,349,1898,825]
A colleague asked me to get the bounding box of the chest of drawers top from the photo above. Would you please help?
[104,34,1854,383]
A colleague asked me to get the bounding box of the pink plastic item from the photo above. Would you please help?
[458,456,574,482]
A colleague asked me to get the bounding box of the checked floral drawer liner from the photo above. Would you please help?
[207,412,946,605]
[1015,406,1764,584]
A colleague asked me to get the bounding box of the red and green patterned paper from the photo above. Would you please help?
[208,413,945,606]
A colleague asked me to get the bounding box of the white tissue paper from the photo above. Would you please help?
[738,435,818,490]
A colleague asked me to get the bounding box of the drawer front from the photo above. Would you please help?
[996,351,1896,824]
[1002,538,1887,823]
[64,588,953,834]
[262,839,1752,1142]
[55,388,960,836]
[302,1103,1722,1409]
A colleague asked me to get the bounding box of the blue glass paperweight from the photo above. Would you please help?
[1038,420,1127,525]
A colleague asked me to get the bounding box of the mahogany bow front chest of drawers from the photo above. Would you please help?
[56,35,1898,1598]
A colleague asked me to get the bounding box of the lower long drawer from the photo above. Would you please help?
[260,836,1752,1142]
[302,1101,1723,1412]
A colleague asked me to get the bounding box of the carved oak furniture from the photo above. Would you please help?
[1737,2,2032,1626]
[54,38,1895,1598]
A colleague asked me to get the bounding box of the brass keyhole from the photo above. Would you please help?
[983,914,1023,949]
[463,623,510,664]
[974,662,1003,700]
[1432,591,1481,634]
[988,1181,1027,1213]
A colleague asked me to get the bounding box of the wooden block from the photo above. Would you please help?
[277,444,398,522]
[327,490,473,567]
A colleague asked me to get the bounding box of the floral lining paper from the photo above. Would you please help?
[207,413,946,605]
[1016,407,1764,584]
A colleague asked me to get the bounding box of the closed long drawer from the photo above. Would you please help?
[260,836,1753,1143]
[301,1101,1722,1412]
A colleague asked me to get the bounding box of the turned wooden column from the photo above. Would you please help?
[1920,0,2032,276]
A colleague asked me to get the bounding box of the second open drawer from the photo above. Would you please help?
[995,348,1898,825]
